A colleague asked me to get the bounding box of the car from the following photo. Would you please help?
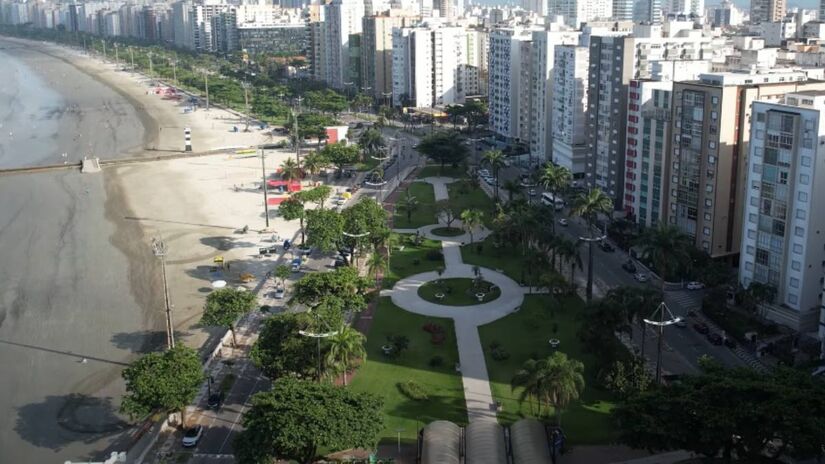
[528,189,537,196]
[283,239,292,251]
[479,169,491,177]
[599,241,615,252]
[634,272,649,282]
[558,218,569,227]
[207,392,224,410]
[274,287,285,299]
[622,260,637,273]
[291,258,302,272]
[693,322,710,334]
[675,319,687,328]
[332,258,346,268]
[182,425,203,448]
[686,281,705,290]
[723,338,737,349]
[707,333,723,345]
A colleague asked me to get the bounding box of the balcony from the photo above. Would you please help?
[642,107,671,121]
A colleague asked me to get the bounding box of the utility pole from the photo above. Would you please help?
[293,96,302,164]
[151,238,175,350]
[171,59,177,86]
[102,40,106,61]
[114,43,119,64]
[148,52,154,77]
[204,71,210,110]
[261,147,270,228]
[129,47,135,71]
[242,82,251,132]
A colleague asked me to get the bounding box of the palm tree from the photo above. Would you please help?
[539,164,572,233]
[366,249,388,285]
[396,189,419,226]
[482,149,506,202]
[358,128,384,161]
[502,179,522,203]
[280,158,303,183]
[301,152,330,185]
[571,189,613,302]
[460,209,484,244]
[542,352,585,426]
[638,224,692,292]
[555,237,582,285]
[510,358,544,414]
[324,325,366,385]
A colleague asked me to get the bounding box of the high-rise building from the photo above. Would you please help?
[548,0,613,28]
[172,1,193,49]
[633,0,662,22]
[613,0,634,20]
[750,0,785,24]
[739,91,825,334]
[309,20,327,81]
[552,45,589,175]
[489,26,542,143]
[361,11,419,101]
[391,22,467,107]
[664,72,825,259]
[529,29,580,166]
[323,0,366,89]
[464,28,489,97]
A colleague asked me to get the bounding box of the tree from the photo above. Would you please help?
[555,237,582,285]
[744,281,778,317]
[463,100,488,132]
[274,264,290,287]
[234,378,383,464]
[301,151,330,184]
[612,366,825,461]
[279,197,307,245]
[416,130,469,174]
[436,200,458,229]
[324,325,367,385]
[280,157,303,183]
[366,248,388,284]
[120,346,204,423]
[602,286,661,357]
[502,179,522,202]
[637,223,692,287]
[201,288,257,346]
[397,189,419,224]
[290,266,373,320]
[539,163,572,232]
[571,188,613,302]
[341,198,390,263]
[303,184,333,209]
[305,88,348,115]
[601,358,652,399]
[320,142,360,175]
[304,208,343,253]
[510,358,544,414]
[251,313,317,379]
[445,104,464,129]
[358,127,384,160]
[510,352,585,424]
[482,149,506,202]
[460,208,484,244]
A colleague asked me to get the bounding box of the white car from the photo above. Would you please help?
[528,189,537,196]
[634,272,649,283]
[558,218,569,226]
[686,281,705,290]
[182,425,203,448]
[274,287,285,299]
[479,169,491,177]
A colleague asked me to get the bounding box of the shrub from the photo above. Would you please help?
[491,347,510,361]
[489,341,501,350]
[397,380,429,401]
[259,305,271,313]
[429,356,444,367]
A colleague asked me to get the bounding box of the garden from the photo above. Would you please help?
[392,182,437,229]
[383,233,444,288]
[418,277,501,306]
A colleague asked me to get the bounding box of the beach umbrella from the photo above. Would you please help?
[211,280,227,289]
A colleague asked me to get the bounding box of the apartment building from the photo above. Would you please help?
[309,20,326,81]
[391,22,467,108]
[238,23,307,56]
[464,28,488,97]
[664,72,825,260]
[552,45,589,174]
[750,0,786,23]
[547,0,612,29]
[361,11,420,101]
[489,26,541,143]
[529,29,581,166]
[323,0,366,89]
[739,91,825,334]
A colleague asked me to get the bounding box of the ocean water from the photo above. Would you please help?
[0,47,66,168]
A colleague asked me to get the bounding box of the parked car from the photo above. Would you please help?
[291,258,302,272]
[686,281,705,290]
[283,239,292,251]
[274,287,285,299]
[479,169,490,177]
[634,272,649,282]
[558,218,569,227]
[182,425,204,448]
[707,333,723,345]
[599,241,615,252]
[693,322,710,334]
[622,260,637,273]
[207,392,224,410]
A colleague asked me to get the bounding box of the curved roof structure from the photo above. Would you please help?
[465,421,506,464]
[510,418,551,464]
[421,420,461,464]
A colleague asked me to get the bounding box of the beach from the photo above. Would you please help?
[0,36,285,463]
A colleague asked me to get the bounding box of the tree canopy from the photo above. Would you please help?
[201,288,257,345]
[290,266,373,317]
[320,142,360,173]
[417,130,468,171]
[305,208,344,252]
[120,346,204,421]
[234,377,383,464]
[250,313,317,379]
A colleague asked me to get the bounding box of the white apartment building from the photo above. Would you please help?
[172,1,193,49]
[529,29,580,166]
[740,91,825,335]
[625,80,671,227]
[323,0,366,89]
[760,21,796,46]
[489,26,541,143]
[361,12,420,101]
[464,28,489,97]
[547,0,612,29]
[553,45,589,175]
[392,22,467,108]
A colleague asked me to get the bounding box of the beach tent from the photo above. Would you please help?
[267,180,302,193]
[267,197,287,206]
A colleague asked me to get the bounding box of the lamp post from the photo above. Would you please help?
[643,302,681,384]
[170,57,178,86]
[151,237,175,350]
[129,46,135,71]
[114,42,119,64]
[260,146,270,228]
[293,96,303,164]
[343,231,370,267]
[242,81,252,132]
[298,327,338,382]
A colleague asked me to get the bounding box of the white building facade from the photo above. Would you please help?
[552,45,589,175]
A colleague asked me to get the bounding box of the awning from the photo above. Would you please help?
[267,197,287,206]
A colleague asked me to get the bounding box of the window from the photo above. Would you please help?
[705,199,713,207]
[709,155,716,164]
[756,112,765,122]
[795,226,805,237]
[793,243,803,254]
[790,278,800,288]
[792,260,801,271]
[745,261,754,271]
[802,156,812,167]
[755,129,764,140]
[749,213,757,223]
[706,212,713,221]
[747,245,755,255]
[796,209,807,220]
[748,230,757,239]
[703,227,711,236]
[799,191,809,202]
[788,293,798,305]
[800,174,810,185]
[712,96,719,105]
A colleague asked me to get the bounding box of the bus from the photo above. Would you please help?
[541,192,565,210]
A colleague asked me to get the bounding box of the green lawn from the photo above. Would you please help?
[461,236,545,285]
[446,183,495,226]
[418,278,501,306]
[392,182,437,229]
[478,295,619,444]
[350,298,467,443]
[417,164,467,179]
[384,234,444,288]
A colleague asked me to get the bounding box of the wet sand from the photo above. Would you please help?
[0,37,274,462]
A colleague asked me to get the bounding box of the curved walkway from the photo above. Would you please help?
[383,175,523,424]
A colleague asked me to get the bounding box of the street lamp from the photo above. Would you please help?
[643,302,681,384]
[260,146,271,228]
[342,231,370,267]
[151,237,175,350]
[242,81,252,132]
[299,326,339,382]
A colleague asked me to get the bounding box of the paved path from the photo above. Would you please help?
[384,181,526,424]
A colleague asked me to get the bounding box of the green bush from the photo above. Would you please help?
[429,356,444,367]
[491,347,510,361]
[397,380,429,401]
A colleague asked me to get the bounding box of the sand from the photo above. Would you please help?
[0,37,288,463]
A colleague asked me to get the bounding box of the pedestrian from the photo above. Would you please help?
[226,262,231,271]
